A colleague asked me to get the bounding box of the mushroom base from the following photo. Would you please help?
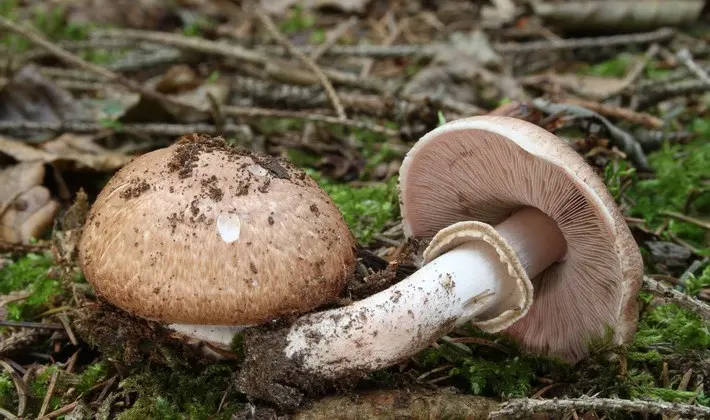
[166,323,250,348]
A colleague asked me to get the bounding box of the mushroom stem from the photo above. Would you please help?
[283,207,567,379]
[494,206,568,279]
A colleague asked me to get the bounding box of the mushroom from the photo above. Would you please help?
[78,134,357,348]
[270,116,643,379]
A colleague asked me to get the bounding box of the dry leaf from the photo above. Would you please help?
[481,0,519,28]
[403,31,519,103]
[521,73,629,100]
[124,72,230,124]
[532,0,704,31]
[0,64,87,143]
[260,0,372,14]
[0,134,134,172]
[0,162,59,244]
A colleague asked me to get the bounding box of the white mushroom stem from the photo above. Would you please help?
[283,207,567,378]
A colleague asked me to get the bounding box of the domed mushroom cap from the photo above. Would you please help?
[79,135,357,326]
[398,116,643,362]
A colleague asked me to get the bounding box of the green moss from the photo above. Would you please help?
[117,364,239,420]
[626,134,710,253]
[632,304,710,352]
[450,356,539,397]
[309,170,398,244]
[685,265,710,296]
[579,54,634,77]
[1,2,91,52]
[279,5,315,33]
[76,362,108,394]
[0,253,61,321]
[0,372,15,409]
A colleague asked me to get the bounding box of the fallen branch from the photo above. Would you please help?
[559,97,663,129]
[488,396,710,419]
[643,276,710,323]
[0,120,252,136]
[532,98,650,170]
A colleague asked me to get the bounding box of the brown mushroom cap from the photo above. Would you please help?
[398,116,643,362]
[79,135,357,326]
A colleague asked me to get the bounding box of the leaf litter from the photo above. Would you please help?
[0,1,710,419]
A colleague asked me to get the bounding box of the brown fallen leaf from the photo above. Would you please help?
[520,73,630,100]
[0,162,60,244]
[0,134,134,172]
[402,30,516,104]
[0,64,87,143]
[119,71,229,124]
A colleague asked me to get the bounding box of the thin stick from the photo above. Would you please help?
[643,276,710,323]
[0,320,63,330]
[254,8,347,120]
[488,396,710,419]
[0,407,19,420]
[310,17,358,61]
[676,48,710,85]
[559,98,663,129]
[659,210,710,230]
[38,370,59,418]
[57,314,78,346]
[36,401,78,420]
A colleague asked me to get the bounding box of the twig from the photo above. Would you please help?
[559,98,663,129]
[0,407,19,419]
[57,314,78,346]
[676,48,710,84]
[261,28,675,57]
[532,98,650,169]
[36,401,78,420]
[0,329,51,357]
[0,240,51,254]
[494,27,675,54]
[309,17,358,62]
[488,396,710,419]
[0,321,63,330]
[643,276,710,323]
[637,79,710,109]
[0,359,28,417]
[254,8,346,120]
[38,370,59,418]
[0,120,251,136]
[659,210,710,230]
[91,28,392,92]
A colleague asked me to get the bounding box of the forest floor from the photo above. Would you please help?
[1,1,710,419]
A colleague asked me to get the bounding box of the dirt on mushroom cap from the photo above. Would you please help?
[78,134,357,326]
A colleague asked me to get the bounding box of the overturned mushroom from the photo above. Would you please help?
[78,134,357,349]
[267,116,643,379]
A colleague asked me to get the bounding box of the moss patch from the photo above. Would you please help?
[0,253,60,321]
